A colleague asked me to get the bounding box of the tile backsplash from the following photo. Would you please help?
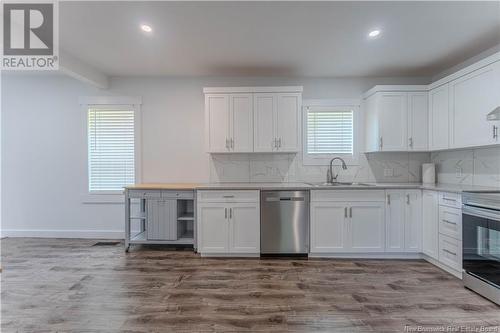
[431,146,500,187]
[209,152,431,183]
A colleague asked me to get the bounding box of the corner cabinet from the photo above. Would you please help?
[363,88,428,152]
[204,87,302,153]
[197,190,260,256]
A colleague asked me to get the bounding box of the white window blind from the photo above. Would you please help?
[307,109,353,154]
[88,107,135,192]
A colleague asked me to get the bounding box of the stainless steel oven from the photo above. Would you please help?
[462,192,500,305]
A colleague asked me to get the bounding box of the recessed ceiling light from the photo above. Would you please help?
[140,24,152,33]
[368,29,381,38]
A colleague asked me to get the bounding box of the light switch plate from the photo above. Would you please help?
[455,166,462,178]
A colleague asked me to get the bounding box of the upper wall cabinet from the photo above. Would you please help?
[205,93,253,153]
[428,84,450,150]
[204,87,302,153]
[449,61,500,149]
[254,93,301,152]
[364,88,428,152]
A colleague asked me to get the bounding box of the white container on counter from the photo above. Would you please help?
[422,163,436,184]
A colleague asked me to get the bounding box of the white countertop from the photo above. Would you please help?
[127,182,500,193]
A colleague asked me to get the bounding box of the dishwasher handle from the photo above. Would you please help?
[265,197,305,202]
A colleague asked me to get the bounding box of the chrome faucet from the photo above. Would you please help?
[326,157,348,184]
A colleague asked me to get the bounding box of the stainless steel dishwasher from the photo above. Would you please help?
[260,191,309,254]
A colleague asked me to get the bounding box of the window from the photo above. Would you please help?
[303,103,360,165]
[87,105,137,193]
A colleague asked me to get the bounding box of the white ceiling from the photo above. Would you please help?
[60,1,500,77]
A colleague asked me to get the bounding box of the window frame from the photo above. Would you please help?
[80,96,142,203]
[302,99,361,166]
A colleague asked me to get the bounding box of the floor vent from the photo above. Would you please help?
[92,241,121,247]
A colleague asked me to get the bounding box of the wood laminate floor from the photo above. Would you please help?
[1,238,499,332]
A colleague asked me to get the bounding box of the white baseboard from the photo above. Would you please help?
[0,229,124,239]
[308,252,422,259]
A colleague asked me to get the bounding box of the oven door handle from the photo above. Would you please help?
[463,205,500,221]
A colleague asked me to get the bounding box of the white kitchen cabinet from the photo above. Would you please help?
[428,84,450,150]
[349,202,385,252]
[450,61,500,148]
[205,93,253,153]
[229,203,260,253]
[253,93,276,152]
[310,191,385,254]
[197,191,259,255]
[310,202,349,253]
[378,92,408,151]
[205,94,230,153]
[404,190,422,252]
[385,190,405,252]
[230,94,254,152]
[253,93,300,152]
[197,203,229,253]
[385,190,422,253]
[422,190,439,259]
[364,89,428,152]
[408,93,428,151]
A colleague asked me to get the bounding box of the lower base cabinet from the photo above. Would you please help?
[310,191,385,253]
[422,190,439,259]
[197,191,260,255]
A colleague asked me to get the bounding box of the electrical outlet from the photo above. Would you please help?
[384,168,394,177]
[455,166,462,178]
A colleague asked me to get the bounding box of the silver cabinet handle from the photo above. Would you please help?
[409,137,413,148]
[225,208,227,219]
[379,137,383,149]
[387,194,391,205]
[278,138,282,148]
[231,138,234,149]
[493,125,498,139]
[223,195,234,198]
[443,219,457,225]
[443,197,456,203]
[344,207,347,218]
[229,208,232,219]
[349,207,352,218]
[272,138,276,149]
[443,249,456,256]
[406,194,410,205]
[225,138,229,150]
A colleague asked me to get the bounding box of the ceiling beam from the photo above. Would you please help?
[59,51,109,89]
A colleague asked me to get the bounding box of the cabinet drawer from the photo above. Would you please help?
[438,206,462,240]
[311,190,385,202]
[438,234,462,272]
[162,191,194,200]
[439,192,462,208]
[128,190,162,199]
[197,190,259,203]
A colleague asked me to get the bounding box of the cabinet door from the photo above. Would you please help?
[422,190,439,259]
[349,202,385,252]
[364,95,381,152]
[404,190,422,252]
[385,190,405,252]
[198,203,229,253]
[206,94,230,152]
[228,203,260,253]
[429,85,450,150]
[310,202,349,253]
[230,94,253,152]
[276,93,300,152]
[253,93,276,152]
[146,199,177,241]
[378,93,408,151]
[450,62,500,148]
[408,93,428,151]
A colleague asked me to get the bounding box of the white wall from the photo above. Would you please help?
[1,74,429,238]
